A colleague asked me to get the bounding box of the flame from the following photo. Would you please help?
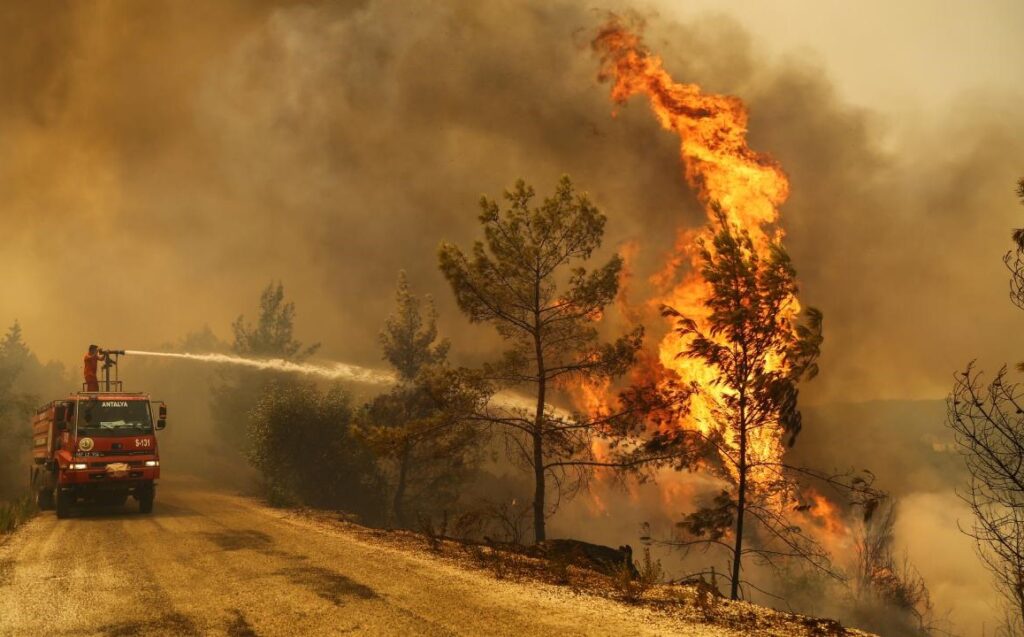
[576,19,854,556]
[592,19,800,489]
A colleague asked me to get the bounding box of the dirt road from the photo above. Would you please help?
[0,477,735,637]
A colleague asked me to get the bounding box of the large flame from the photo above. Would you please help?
[592,20,798,484]
[585,20,847,540]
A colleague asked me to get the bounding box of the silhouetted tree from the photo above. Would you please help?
[357,272,488,526]
[0,322,67,499]
[949,366,1024,635]
[1004,178,1024,312]
[0,322,34,497]
[947,178,1024,636]
[657,209,828,600]
[851,497,935,635]
[438,176,642,543]
[230,283,320,360]
[211,282,319,452]
[379,271,449,382]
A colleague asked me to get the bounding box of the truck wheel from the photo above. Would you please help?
[55,490,72,519]
[37,487,54,511]
[138,489,154,514]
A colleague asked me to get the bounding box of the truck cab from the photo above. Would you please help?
[31,391,166,518]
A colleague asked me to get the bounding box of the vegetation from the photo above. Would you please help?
[0,495,37,535]
[0,322,66,501]
[438,175,642,543]
[248,381,384,520]
[949,368,1024,636]
[652,209,826,600]
[849,498,935,635]
[946,178,1024,636]
[211,282,319,455]
[356,272,489,527]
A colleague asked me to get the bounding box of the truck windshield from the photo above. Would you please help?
[77,400,152,436]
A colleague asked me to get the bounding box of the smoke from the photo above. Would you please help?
[0,1,1019,403]
[1,2,1019,634]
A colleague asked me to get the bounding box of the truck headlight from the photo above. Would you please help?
[144,460,159,467]
[70,463,88,470]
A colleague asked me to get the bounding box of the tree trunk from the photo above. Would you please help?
[532,361,547,543]
[532,280,547,544]
[731,415,747,600]
[532,418,545,543]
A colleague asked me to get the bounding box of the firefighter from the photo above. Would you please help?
[83,345,106,392]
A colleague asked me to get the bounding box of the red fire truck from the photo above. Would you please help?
[29,350,166,518]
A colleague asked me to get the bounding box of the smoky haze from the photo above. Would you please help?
[2,1,1024,403]
[1,2,1021,634]
[1,0,1020,406]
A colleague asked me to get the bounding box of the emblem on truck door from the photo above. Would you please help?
[79,437,94,451]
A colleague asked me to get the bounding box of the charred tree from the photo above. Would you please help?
[948,365,1024,634]
[438,176,642,543]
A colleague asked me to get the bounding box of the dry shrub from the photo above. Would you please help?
[0,496,36,534]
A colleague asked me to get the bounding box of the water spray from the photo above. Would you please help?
[124,350,397,385]
[124,350,567,418]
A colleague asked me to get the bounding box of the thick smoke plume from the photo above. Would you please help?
[1,2,1020,634]
[0,1,1019,404]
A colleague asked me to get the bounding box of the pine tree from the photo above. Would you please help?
[211,282,319,452]
[358,272,485,526]
[439,176,642,542]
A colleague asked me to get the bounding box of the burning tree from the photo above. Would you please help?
[357,272,489,527]
[438,176,642,543]
[589,20,861,601]
[659,210,825,600]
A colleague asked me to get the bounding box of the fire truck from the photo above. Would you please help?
[29,350,166,518]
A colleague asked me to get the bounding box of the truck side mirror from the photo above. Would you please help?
[156,403,167,430]
[55,403,72,431]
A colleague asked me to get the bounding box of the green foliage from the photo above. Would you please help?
[212,282,317,455]
[438,175,642,543]
[248,382,384,521]
[359,272,488,526]
[379,271,449,382]
[358,368,488,526]
[232,282,320,359]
